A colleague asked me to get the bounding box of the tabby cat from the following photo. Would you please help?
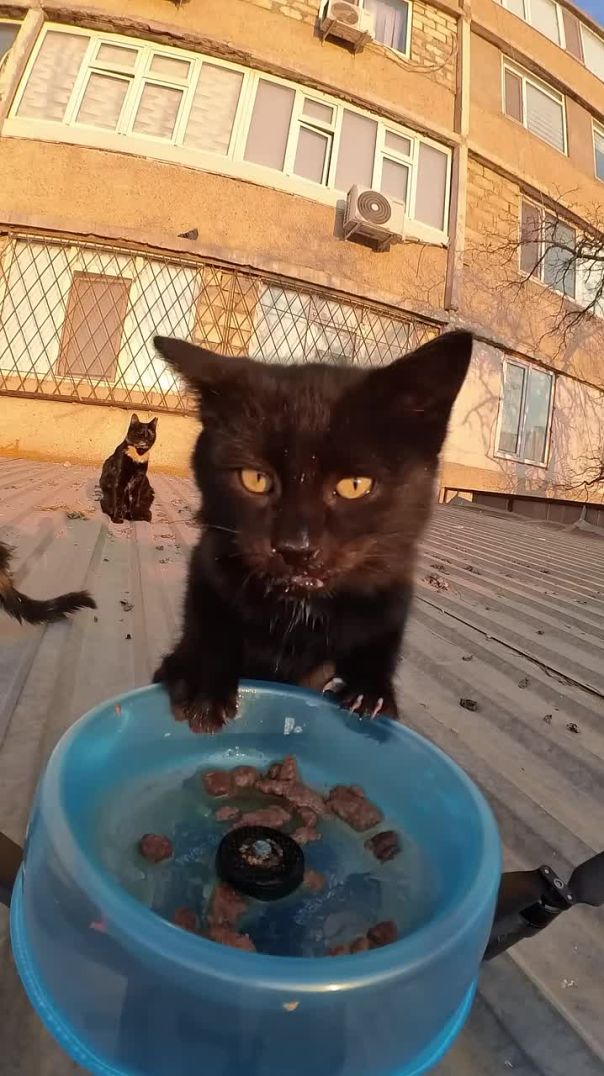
[99,414,158,524]
[153,331,472,733]
[0,540,95,624]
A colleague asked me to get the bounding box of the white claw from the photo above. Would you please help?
[350,694,364,714]
[371,698,384,718]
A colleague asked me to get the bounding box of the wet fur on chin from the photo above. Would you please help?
[152,331,473,732]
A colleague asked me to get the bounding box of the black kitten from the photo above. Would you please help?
[0,540,95,624]
[153,331,472,732]
[99,414,158,524]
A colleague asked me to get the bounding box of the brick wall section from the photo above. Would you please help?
[409,2,457,91]
[242,1,457,91]
[465,157,519,247]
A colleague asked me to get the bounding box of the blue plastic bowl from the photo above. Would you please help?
[11,683,500,1076]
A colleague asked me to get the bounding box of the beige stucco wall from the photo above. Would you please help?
[0,140,448,313]
[0,395,198,471]
[442,341,604,502]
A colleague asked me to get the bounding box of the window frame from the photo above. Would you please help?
[497,0,604,83]
[0,17,21,70]
[494,357,555,468]
[501,58,567,154]
[57,270,131,384]
[519,197,604,319]
[580,23,604,82]
[593,121,604,184]
[360,0,413,60]
[8,23,451,245]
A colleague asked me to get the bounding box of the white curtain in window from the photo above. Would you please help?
[581,27,604,81]
[530,0,560,44]
[184,64,243,155]
[364,0,408,52]
[76,73,129,130]
[133,83,183,139]
[17,31,89,121]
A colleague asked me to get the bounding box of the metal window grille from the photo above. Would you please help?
[0,232,439,414]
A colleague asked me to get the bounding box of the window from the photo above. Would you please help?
[581,25,604,81]
[250,285,417,366]
[502,61,566,153]
[594,124,604,182]
[496,1,604,83]
[364,0,411,55]
[11,26,451,240]
[0,20,19,67]
[520,200,576,299]
[496,359,553,465]
[59,272,130,380]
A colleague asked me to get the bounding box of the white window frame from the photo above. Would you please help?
[593,121,604,184]
[0,17,21,71]
[494,358,555,468]
[7,23,451,245]
[519,198,604,318]
[501,58,567,155]
[497,0,604,83]
[519,198,577,299]
[580,23,604,82]
[360,0,413,60]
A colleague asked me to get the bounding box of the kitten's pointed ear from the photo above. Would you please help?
[149,417,158,429]
[154,337,221,390]
[365,330,473,447]
[130,414,139,424]
[154,336,250,418]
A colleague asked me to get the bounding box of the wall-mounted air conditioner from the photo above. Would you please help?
[343,186,405,251]
[320,0,375,52]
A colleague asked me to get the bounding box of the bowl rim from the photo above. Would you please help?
[37,681,501,992]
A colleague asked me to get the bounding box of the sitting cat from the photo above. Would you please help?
[153,331,473,733]
[0,540,95,624]
[99,414,158,524]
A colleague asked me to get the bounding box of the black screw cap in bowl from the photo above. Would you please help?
[216,826,305,901]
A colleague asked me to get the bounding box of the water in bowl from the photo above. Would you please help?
[98,758,436,957]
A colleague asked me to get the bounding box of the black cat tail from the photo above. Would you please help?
[0,541,96,625]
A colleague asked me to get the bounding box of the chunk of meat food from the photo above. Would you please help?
[138,834,173,863]
[208,883,248,929]
[172,907,199,933]
[232,806,292,829]
[328,920,398,956]
[326,786,383,832]
[202,770,233,797]
[205,925,256,952]
[365,830,401,862]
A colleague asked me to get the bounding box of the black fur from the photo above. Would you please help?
[99,414,158,524]
[0,541,95,625]
[153,332,473,733]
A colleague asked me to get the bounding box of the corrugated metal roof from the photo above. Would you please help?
[0,459,602,1076]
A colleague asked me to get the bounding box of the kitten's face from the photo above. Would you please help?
[127,415,158,454]
[155,333,472,597]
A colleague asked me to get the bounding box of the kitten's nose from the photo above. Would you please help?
[274,529,316,566]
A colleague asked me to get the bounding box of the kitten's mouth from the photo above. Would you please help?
[289,574,325,591]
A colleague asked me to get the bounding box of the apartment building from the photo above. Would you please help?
[0,0,602,521]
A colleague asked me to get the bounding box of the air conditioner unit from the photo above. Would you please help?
[343,186,405,250]
[320,0,375,51]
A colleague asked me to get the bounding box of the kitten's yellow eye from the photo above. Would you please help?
[240,469,273,495]
[335,477,374,500]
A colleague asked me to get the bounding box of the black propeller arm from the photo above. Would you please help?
[484,852,604,961]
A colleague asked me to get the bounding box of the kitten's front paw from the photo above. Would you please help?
[154,657,238,734]
[326,684,399,720]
